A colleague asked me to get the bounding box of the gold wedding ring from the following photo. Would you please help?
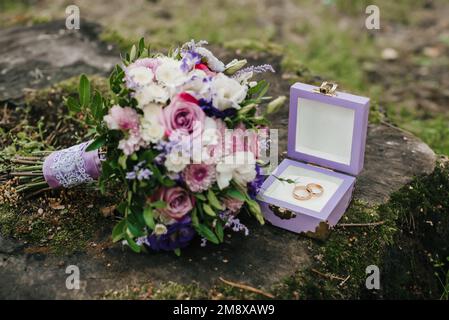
[292,183,324,201]
[293,185,312,201]
[306,183,324,197]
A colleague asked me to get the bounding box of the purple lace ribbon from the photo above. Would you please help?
[43,141,101,188]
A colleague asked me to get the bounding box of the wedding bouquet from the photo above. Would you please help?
[7,39,284,254]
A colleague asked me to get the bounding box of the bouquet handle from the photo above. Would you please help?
[43,141,102,188]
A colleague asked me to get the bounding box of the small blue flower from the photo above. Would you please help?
[126,161,153,181]
[137,168,153,181]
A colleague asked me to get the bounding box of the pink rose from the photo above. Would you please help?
[103,105,140,132]
[162,93,205,135]
[222,196,244,213]
[152,187,195,220]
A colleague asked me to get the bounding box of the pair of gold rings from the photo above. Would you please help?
[293,183,324,201]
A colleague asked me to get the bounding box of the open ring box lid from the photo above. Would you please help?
[257,82,370,239]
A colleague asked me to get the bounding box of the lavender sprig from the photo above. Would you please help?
[233,64,275,79]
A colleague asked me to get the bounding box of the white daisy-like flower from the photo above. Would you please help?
[164,149,190,173]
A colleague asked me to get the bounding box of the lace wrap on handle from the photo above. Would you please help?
[43,141,101,188]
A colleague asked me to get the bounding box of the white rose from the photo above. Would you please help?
[127,66,154,86]
[216,151,256,189]
[211,73,247,110]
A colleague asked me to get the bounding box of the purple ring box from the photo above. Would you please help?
[257,82,370,238]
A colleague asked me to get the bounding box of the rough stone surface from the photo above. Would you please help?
[0,20,118,105]
[0,21,436,299]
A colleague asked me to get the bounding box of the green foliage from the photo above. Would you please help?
[380,163,449,299]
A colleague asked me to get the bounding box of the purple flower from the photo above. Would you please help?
[126,161,153,181]
[219,211,249,236]
[199,99,237,119]
[126,172,137,180]
[137,168,152,180]
[233,64,275,79]
[180,50,202,72]
[247,164,264,199]
[147,216,195,251]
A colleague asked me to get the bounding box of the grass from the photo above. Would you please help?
[397,115,449,155]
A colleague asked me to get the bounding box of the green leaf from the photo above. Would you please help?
[124,233,141,253]
[112,219,127,242]
[129,45,137,62]
[196,224,219,244]
[194,193,207,201]
[79,74,91,107]
[116,202,127,215]
[191,207,199,227]
[65,96,81,113]
[161,177,176,187]
[246,199,265,225]
[257,82,270,100]
[150,200,166,209]
[86,136,106,151]
[247,80,266,95]
[202,203,216,217]
[92,91,103,120]
[174,248,181,256]
[127,221,143,237]
[215,220,224,243]
[143,206,155,230]
[207,189,223,210]
[138,38,145,55]
[118,154,127,170]
[226,188,246,201]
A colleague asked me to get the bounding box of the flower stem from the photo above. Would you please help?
[15,180,48,193]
